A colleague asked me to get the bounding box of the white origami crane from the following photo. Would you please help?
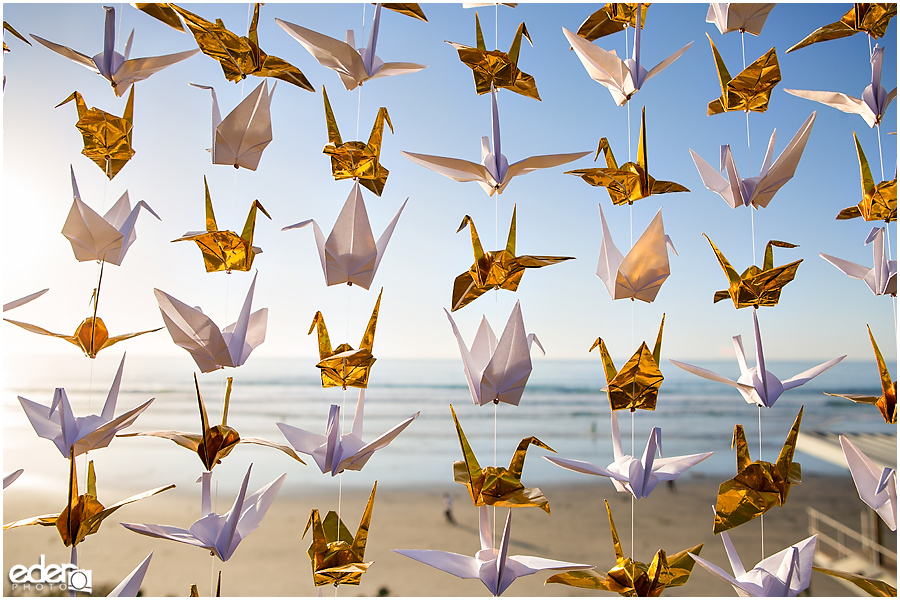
[821,226,897,296]
[670,310,845,408]
[154,272,267,373]
[3,469,23,489]
[3,289,48,312]
[545,411,712,499]
[689,533,817,597]
[30,5,198,96]
[706,4,776,36]
[562,6,692,107]
[689,111,816,209]
[190,80,277,171]
[597,204,677,303]
[445,301,544,406]
[18,353,153,458]
[107,553,152,597]
[63,166,161,266]
[122,465,285,562]
[785,45,897,128]
[277,389,419,476]
[841,435,897,531]
[393,505,592,596]
[283,181,406,289]
[402,86,589,196]
[276,4,426,91]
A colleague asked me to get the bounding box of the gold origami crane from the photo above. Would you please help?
[707,33,781,115]
[310,289,382,389]
[546,499,702,596]
[452,206,575,311]
[164,3,313,90]
[567,108,689,205]
[813,566,897,597]
[323,86,393,197]
[447,13,540,100]
[120,374,304,471]
[3,447,174,547]
[57,88,134,180]
[826,325,896,424]
[304,482,377,587]
[714,407,803,534]
[591,314,665,412]
[575,4,649,42]
[134,3,186,31]
[382,4,428,21]
[787,4,897,53]
[3,21,31,52]
[190,572,221,597]
[173,177,271,273]
[837,132,897,222]
[451,405,554,513]
[706,235,803,309]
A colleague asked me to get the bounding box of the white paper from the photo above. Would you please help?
[821,226,897,296]
[3,289,48,312]
[706,4,776,35]
[3,469,24,489]
[840,435,897,531]
[107,553,152,597]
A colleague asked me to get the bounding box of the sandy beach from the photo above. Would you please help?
[3,473,892,597]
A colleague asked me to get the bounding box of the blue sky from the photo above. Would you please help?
[2,2,896,370]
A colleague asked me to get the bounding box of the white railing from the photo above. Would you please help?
[808,507,897,565]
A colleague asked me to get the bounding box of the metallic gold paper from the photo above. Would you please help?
[134,3,185,31]
[305,482,376,586]
[190,572,221,597]
[546,499,701,596]
[787,4,897,53]
[826,325,896,424]
[837,132,897,222]
[706,33,781,115]
[173,176,271,273]
[322,86,393,196]
[4,315,160,359]
[57,88,134,180]
[452,206,574,311]
[310,289,382,389]
[447,13,540,100]
[567,108,688,204]
[3,21,31,52]
[813,566,897,596]
[576,4,649,42]
[591,314,665,412]
[382,3,428,21]
[706,235,803,309]
[714,407,803,533]
[450,405,554,513]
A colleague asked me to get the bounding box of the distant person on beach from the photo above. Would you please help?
[444,492,456,525]
[667,480,677,494]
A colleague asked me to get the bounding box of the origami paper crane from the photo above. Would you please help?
[30,5,197,96]
[840,435,897,530]
[154,272,267,373]
[813,566,897,597]
[451,206,574,311]
[283,181,406,290]
[190,80,277,171]
[591,314,665,411]
[122,465,285,562]
[63,167,160,266]
[573,4,649,42]
[545,499,702,596]
[451,405,554,513]
[448,13,539,100]
[380,4,428,21]
[821,226,897,296]
[107,553,152,597]
[712,407,803,533]
[395,504,591,596]
[277,389,419,475]
[121,374,303,471]
[3,21,30,53]
[562,9,692,107]
[706,3,776,35]
[57,88,134,180]
[826,325,896,424]
[595,205,677,303]
[3,469,23,489]
[18,353,153,458]
[133,3,186,31]
[446,302,544,406]
[323,86,393,196]
[706,34,780,115]
[3,289,47,312]
[670,311,844,408]
[785,46,896,128]
[276,3,426,91]
[310,289,381,388]
[705,236,803,308]
[689,532,816,596]
[836,132,897,221]
[189,572,221,598]
[157,3,313,90]
[545,410,712,498]
[568,108,689,204]
[786,3,897,53]
[173,177,271,273]
[402,86,589,196]
[304,481,377,586]
[690,111,817,209]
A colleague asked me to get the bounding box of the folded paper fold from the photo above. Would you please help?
[706,4,775,35]
[706,33,780,115]
[310,289,382,388]
[840,435,897,530]
[591,313,665,411]
[825,325,896,424]
[787,4,896,53]
[821,226,897,296]
[706,236,802,308]
[57,88,135,179]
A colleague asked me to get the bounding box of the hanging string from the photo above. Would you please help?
[755,305,764,560]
